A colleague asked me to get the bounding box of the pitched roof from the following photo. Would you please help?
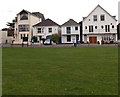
[83,4,117,21]
[18,9,45,20]
[33,18,60,27]
[32,12,45,21]
[61,19,79,26]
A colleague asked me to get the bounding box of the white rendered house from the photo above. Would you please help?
[14,10,45,44]
[82,5,117,44]
[118,1,120,24]
[33,18,61,44]
[61,19,80,44]
[118,2,120,40]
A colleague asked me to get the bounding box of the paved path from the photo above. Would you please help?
[0,43,119,47]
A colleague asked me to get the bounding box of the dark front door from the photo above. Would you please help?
[76,35,79,43]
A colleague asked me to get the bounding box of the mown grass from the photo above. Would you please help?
[2,47,118,95]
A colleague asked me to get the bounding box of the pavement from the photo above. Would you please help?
[0,43,120,47]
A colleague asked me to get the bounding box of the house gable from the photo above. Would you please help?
[61,19,79,26]
[83,5,117,22]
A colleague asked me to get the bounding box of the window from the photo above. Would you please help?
[49,28,52,33]
[19,25,29,32]
[38,28,41,33]
[85,26,87,29]
[108,25,110,32]
[95,26,97,29]
[105,25,110,32]
[101,15,105,21]
[75,26,78,30]
[89,25,93,32]
[101,25,104,29]
[66,27,71,34]
[102,36,110,41]
[105,25,107,32]
[112,25,114,28]
[93,15,97,21]
[21,34,23,39]
[20,12,28,20]
[67,35,71,42]
[24,34,25,37]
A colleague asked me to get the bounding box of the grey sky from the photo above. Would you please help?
[0,0,119,29]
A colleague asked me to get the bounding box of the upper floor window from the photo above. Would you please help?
[75,26,78,30]
[101,15,105,21]
[48,28,52,33]
[85,26,87,29]
[89,25,93,32]
[19,25,29,32]
[38,28,42,33]
[93,15,97,21]
[20,11,28,20]
[21,34,23,39]
[66,27,71,34]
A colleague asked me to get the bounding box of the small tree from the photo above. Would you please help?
[50,34,60,44]
[31,36,37,42]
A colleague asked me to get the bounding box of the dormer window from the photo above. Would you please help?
[20,11,28,20]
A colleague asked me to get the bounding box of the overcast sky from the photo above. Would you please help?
[0,0,119,29]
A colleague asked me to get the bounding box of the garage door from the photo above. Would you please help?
[89,37,97,43]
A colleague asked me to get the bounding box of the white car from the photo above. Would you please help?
[44,39,51,44]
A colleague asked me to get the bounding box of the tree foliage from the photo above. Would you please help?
[50,34,60,43]
[31,36,37,42]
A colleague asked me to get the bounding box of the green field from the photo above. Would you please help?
[2,47,118,95]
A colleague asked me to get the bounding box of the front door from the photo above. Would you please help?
[76,35,79,43]
[89,37,97,43]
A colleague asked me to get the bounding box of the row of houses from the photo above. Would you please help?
[1,4,119,44]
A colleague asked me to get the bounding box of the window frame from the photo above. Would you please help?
[67,35,71,42]
[66,27,71,34]
[48,28,52,33]
[100,15,105,21]
[20,12,28,20]
[93,15,97,21]
[38,28,42,33]
[75,26,78,31]
[19,25,29,32]
[89,25,94,32]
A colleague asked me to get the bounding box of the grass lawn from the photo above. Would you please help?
[2,47,118,95]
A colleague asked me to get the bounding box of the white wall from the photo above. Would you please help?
[61,25,80,43]
[14,12,41,44]
[83,5,117,42]
[61,25,80,35]
[118,1,120,24]
[62,35,77,43]
[0,30,13,44]
[83,6,117,34]
[33,26,60,39]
